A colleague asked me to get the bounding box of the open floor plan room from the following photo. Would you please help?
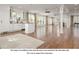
[0,4,79,49]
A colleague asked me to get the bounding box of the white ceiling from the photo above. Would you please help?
[1,4,79,16]
[10,4,60,15]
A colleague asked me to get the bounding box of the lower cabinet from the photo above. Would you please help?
[0,24,25,33]
[0,24,35,34]
[0,24,9,33]
[9,24,25,32]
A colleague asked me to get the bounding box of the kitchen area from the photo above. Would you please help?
[0,5,35,35]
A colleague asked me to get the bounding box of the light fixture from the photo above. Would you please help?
[45,9,50,13]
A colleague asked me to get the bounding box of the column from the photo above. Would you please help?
[45,16,48,35]
[60,5,64,34]
[46,16,48,26]
[51,17,53,25]
[34,13,37,33]
[26,12,29,23]
[70,16,74,27]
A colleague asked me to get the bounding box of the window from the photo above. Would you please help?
[28,13,35,24]
[37,15,46,26]
[48,17,53,25]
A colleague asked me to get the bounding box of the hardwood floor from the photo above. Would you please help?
[0,25,79,48]
[26,25,79,48]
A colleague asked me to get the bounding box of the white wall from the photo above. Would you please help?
[0,5,10,32]
[0,5,10,24]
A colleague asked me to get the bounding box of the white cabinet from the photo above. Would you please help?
[0,24,25,33]
[25,24,35,33]
[9,24,25,32]
[0,24,9,33]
